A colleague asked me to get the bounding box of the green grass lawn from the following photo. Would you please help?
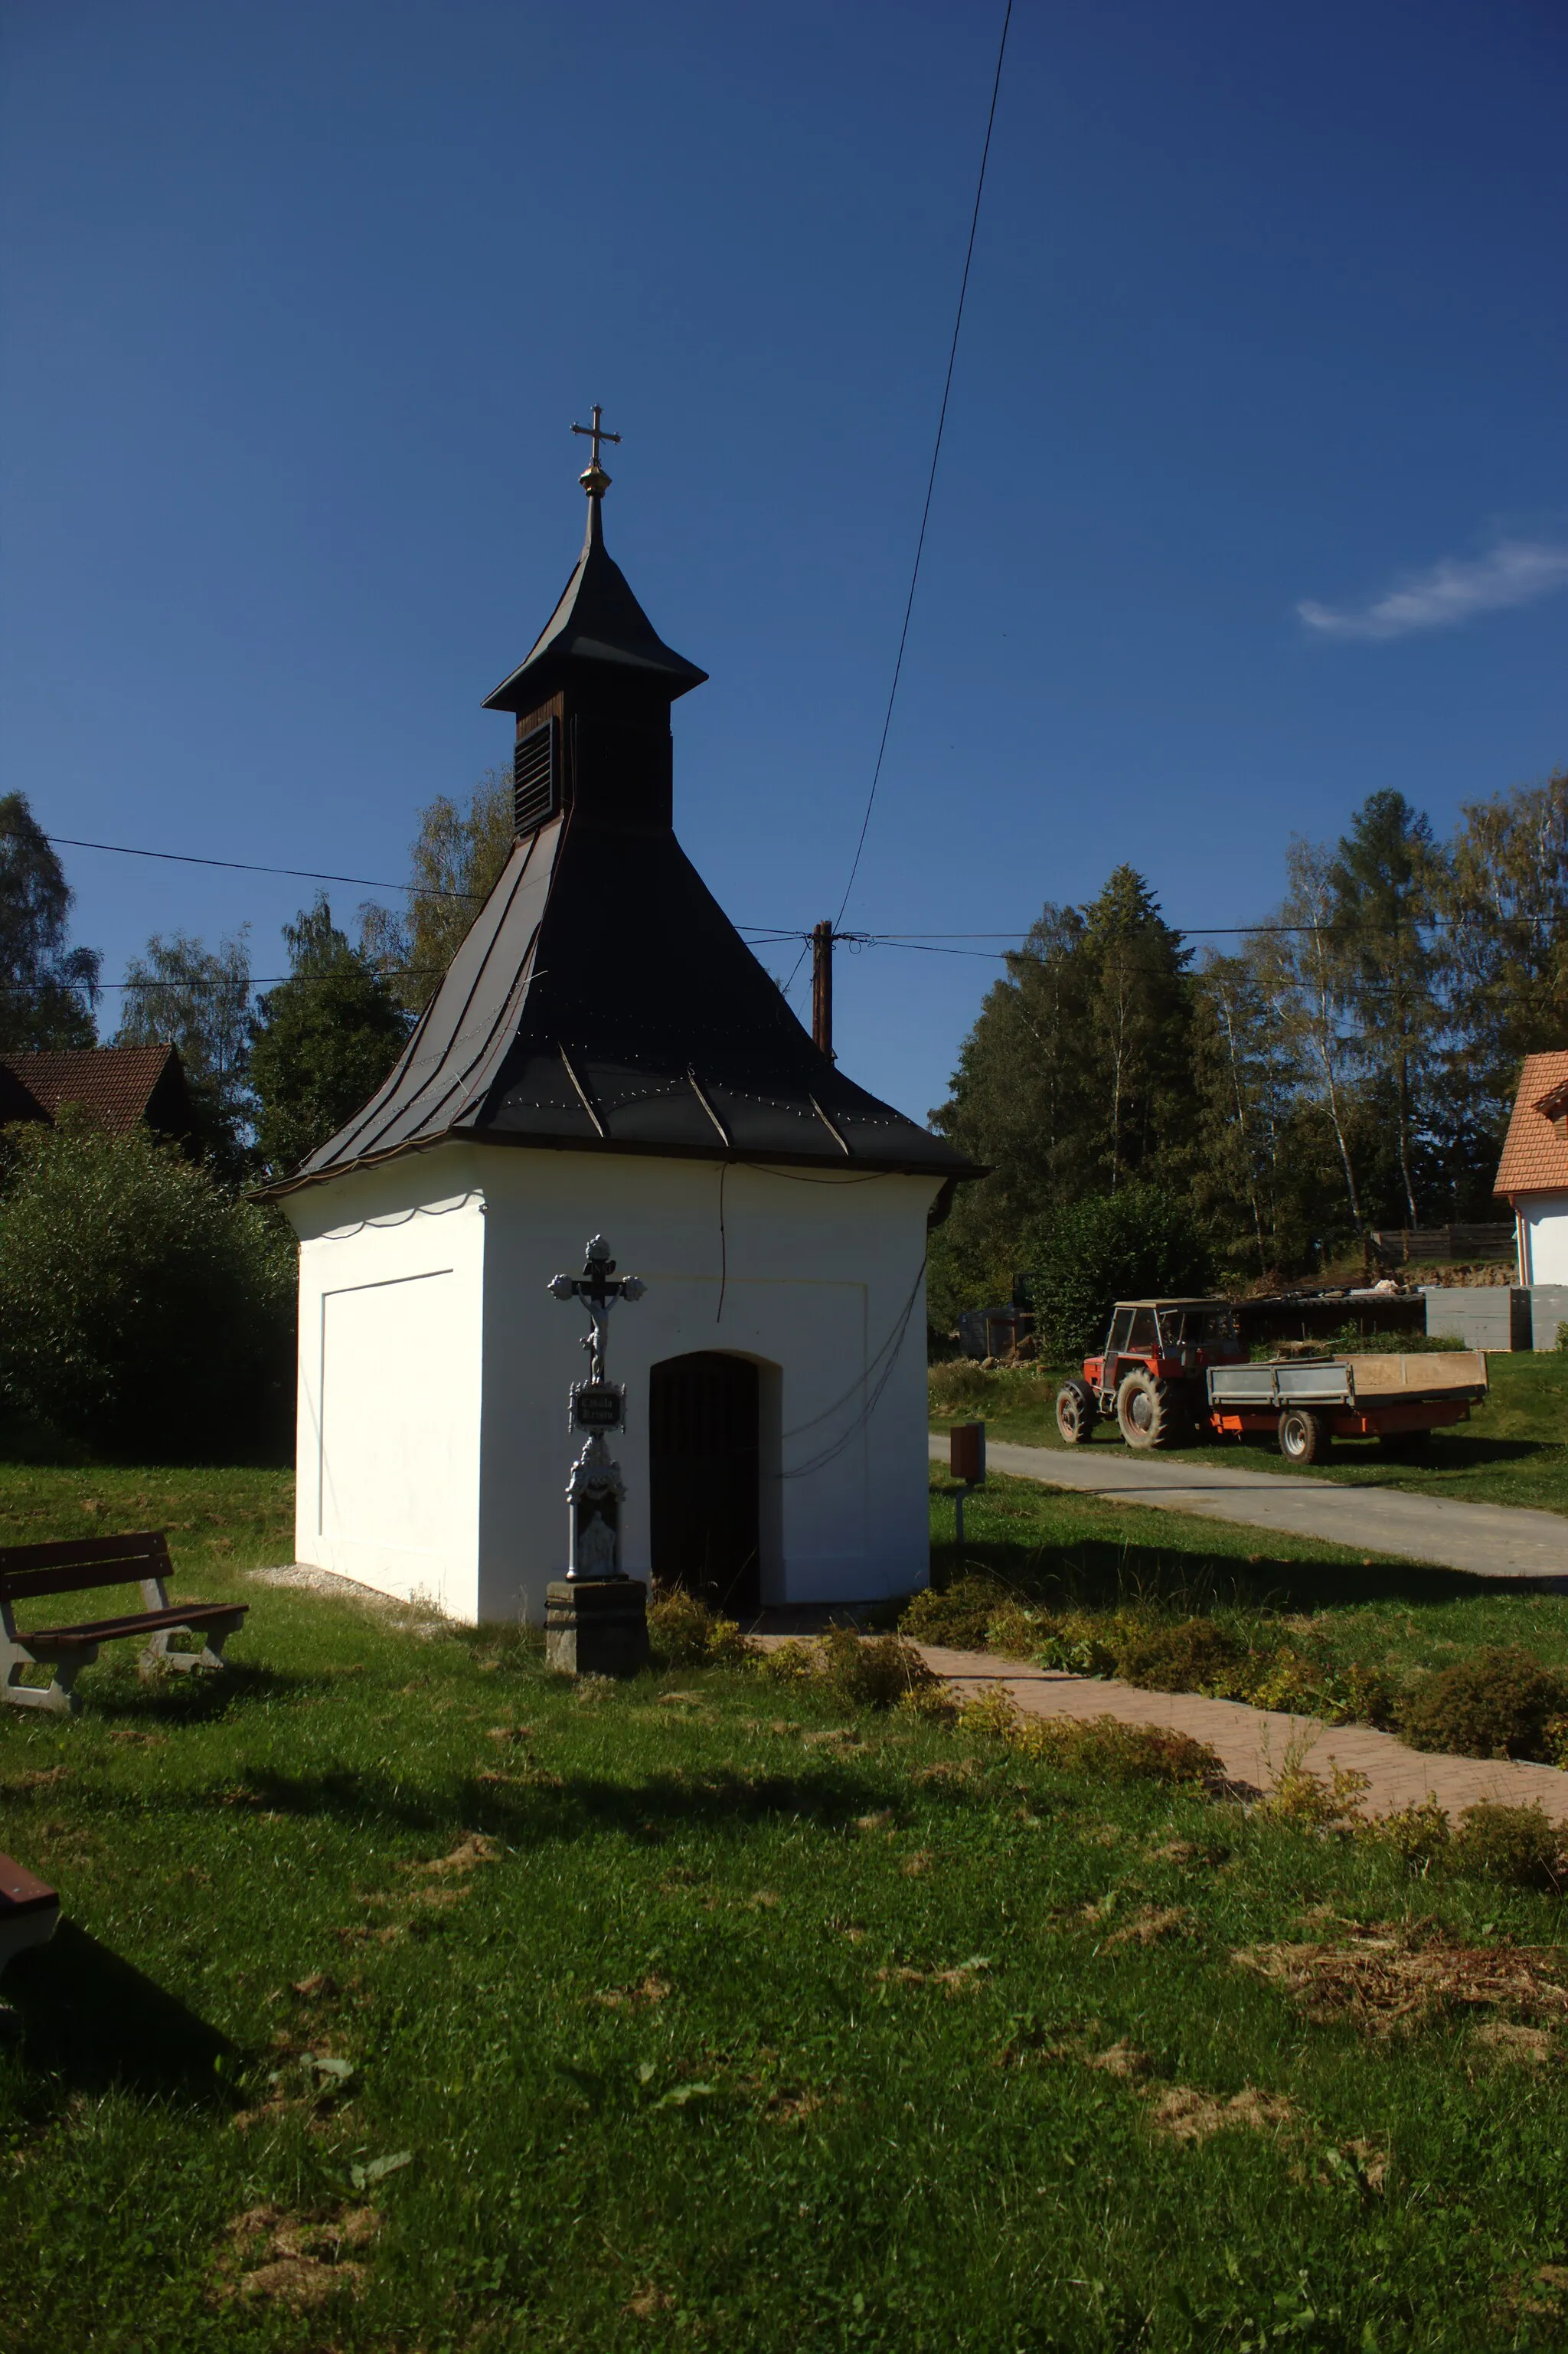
[932,1350,1568,1517]
[929,1467,1568,1684]
[8,1473,1568,2344]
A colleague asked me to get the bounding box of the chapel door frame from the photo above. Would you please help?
[647,1350,782,1617]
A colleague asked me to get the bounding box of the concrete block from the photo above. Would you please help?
[1529,1286,1568,1353]
[1423,1288,1533,1352]
[544,1578,651,1678]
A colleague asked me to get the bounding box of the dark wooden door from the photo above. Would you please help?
[648,1353,761,1614]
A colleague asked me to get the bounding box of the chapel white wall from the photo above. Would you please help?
[286,1157,488,1620]
[286,1145,940,1626]
[475,1150,939,1625]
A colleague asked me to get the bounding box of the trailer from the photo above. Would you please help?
[1204,1350,1488,1463]
[1054,1297,1489,1460]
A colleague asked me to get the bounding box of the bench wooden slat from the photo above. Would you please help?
[0,1532,171,1603]
[1,1853,59,1915]
[20,1603,246,1652]
[0,1531,170,1573]
[2,1528,247,1712]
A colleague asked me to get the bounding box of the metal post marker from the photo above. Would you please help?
[547,1234,646,1581]
[948,1421,986,1552]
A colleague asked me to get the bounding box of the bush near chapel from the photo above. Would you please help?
[1018,1181,1213,1362]
[0,1111,295,1456]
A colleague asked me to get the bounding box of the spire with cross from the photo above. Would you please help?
[572,404,621,502]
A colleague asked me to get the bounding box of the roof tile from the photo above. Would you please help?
[0,1046,178,1136]
[1494,1050,1568,1198]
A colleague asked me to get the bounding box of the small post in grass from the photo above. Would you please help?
[544,1235,651,1676]
[949,1421,986,1553]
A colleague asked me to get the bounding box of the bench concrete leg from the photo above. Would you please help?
[139,1616,243,1680]
[1,1642,90,1716]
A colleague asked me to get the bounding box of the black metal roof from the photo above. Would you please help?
[482,499,707,714]
[267,487,978,1197]
[271,810,978,1190]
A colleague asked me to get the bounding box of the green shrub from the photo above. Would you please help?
[0,1111,294,1457]
[1367,1796,1452,1872]
[1011,1710,1223,1787]
[817,1626,939,1709]
[1018,1183,1212,1362]
[757,1627,939,1711]
[1450,1802,1564,1890]
[1397,1647,1568,1762]
[1255,1761,1370,1829]
[1114,1617,1245,1693]
[927,1360,996,1418]
[647,1586,755,1669]
[1370,1797,1564,1889]
[901,1575,1014,1651]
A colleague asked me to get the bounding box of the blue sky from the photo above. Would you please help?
[4,0,1565,1126]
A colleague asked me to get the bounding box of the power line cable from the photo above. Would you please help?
[834,0,1013,931]
[782,0,1013,1002]
[0,826,484,902]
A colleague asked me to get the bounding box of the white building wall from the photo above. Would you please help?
[475,1149,939,1624]
[1519,1197,1568,1286]
[288,1157,488,1620]
[286,1143,940,1625]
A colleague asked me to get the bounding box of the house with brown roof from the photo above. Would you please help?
[1494,1050,1568,1286]
[0,1045,197,1146]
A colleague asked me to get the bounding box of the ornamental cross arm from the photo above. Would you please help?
[547,1234,645,1385]
[546,1234,646,1313]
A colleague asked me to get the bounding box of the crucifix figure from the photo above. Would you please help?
[547,1234,645,1579]
[571,404,621,499]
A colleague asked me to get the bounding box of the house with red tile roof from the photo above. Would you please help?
[0,1045,197,1146]
[1494,1050,1568,1285]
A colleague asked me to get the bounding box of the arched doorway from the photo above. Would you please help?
[648,1352,761,1615]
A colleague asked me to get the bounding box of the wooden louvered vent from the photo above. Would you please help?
[513,718,560,835]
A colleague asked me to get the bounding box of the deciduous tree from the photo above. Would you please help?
[0,793,100,1051]
[360,768,513,1013]
[113,928,253,1172]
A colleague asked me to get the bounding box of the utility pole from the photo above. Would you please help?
[812,919,834,1058]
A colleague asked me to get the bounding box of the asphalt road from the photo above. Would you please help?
[929,1433,1568,1581]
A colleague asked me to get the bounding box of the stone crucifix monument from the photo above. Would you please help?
[542,1234,652,1676]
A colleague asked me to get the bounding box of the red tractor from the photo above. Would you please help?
[1055,1299,1244,1450]
[1055,1296,1488,1460]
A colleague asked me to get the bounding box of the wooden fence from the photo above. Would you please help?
[1367,1224,1515,1267]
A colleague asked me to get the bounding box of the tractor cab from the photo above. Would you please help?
[1060,1299,1244,1450]
[1086,1300,1243,1399]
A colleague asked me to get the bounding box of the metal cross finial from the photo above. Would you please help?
[571,404,621,498]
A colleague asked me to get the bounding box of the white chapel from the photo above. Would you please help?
[269,434,976,1626]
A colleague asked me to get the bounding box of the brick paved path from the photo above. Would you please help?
[930,1433,1568,1581]
[910,1643,1568,1824]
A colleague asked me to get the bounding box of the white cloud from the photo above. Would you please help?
[1297,537,1568,642]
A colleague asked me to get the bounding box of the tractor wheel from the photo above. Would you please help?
[1278,1406,1331,1464]
[1116,1368,1181,1450]
[1056,1378,1096,1445]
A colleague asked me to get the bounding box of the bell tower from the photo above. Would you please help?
[482,408,707,836]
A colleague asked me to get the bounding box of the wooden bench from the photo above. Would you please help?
[0,1532,247,1715]
[0,1852,60,1973]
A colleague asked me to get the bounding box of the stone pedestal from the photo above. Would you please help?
[544,1578,651,1678]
